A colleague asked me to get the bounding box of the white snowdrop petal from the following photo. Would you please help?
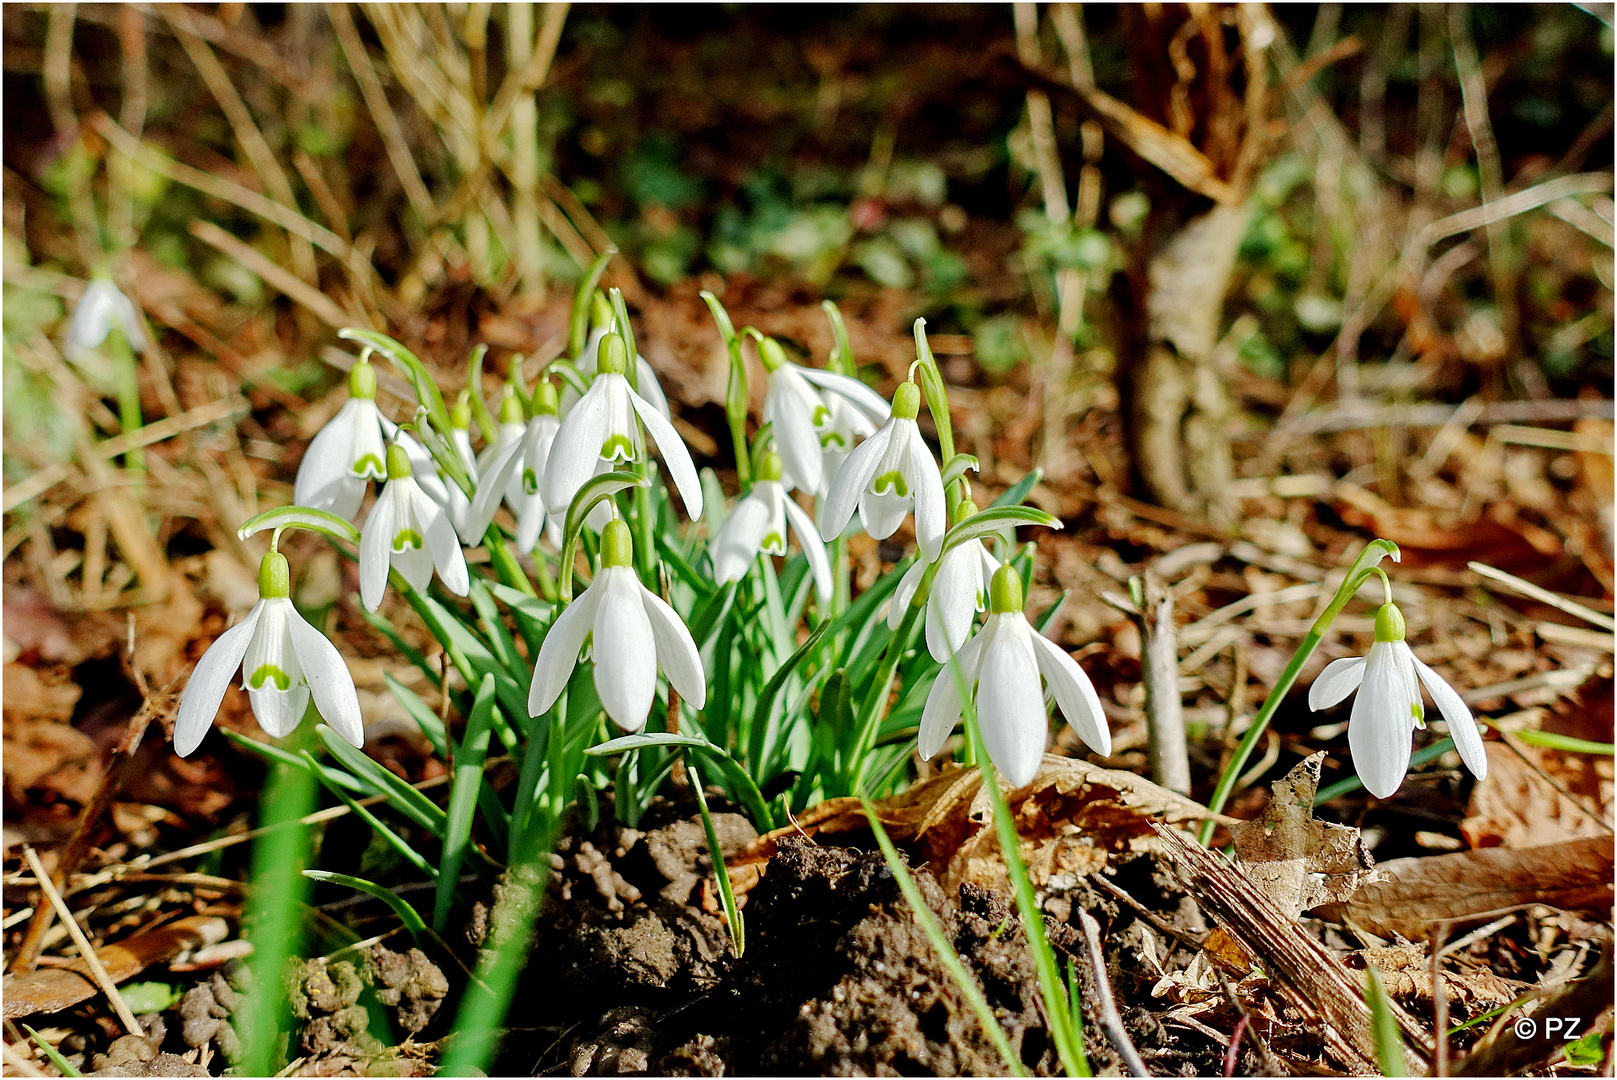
[347,402,389,479]
[543,379,614,516]
[249,684,310,738]
[419,488,469,596]
[294,401,364,516]
[1309,656,1369,711]
[359,485,396,612]
[1411,654,1487,781]
[287,611,363,749]
[529,582,604,716]
[926,546,982,661]
[975,623,1047,788]
[919,632,986,761]
[1029,631,1112,756]
[174,603,264,756]
[767,371,826,495]
[904,426,947,562]
[630,390,704,520]
[641,586,707,708]
[592,570,658,731]
[796,366,892,427]
[821,424,891,541]
[712,494,772,584]
[1350,642,1415,799]
[392,538,435,595]
[781,494,834,604]
[468,427,528,545]
[858,486,909,540]
[634,357,672,419]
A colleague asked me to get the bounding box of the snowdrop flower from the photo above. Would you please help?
[571,322,672,420]
[528,519,706,731]
[889,500,1001,661]
[758,336,890,496]
[462,386,560,551]
[174,551,363,756]
[919,565,1111,788]
[711,452,833,602]
[1308,602,1487,799]
[64,278,150,362]
[294,363,390,521]
[360,443,470,611]
[819,380,946,561]
[436,393,479,541]
[819,392,880,489]
[543,333,703,521]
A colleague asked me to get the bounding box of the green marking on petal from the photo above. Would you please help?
[392,529,424,552]
[601,434,635,461]
[820,431,848,449]
[1412,701,1425,726]
[523,468,539,495]
[762,531,786,555]
[872,470,909,497]
[352,453,385,477]
[812,404,831,427]
[248,664,291,691]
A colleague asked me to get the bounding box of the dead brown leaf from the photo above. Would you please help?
[1343,837,1614,940]
[1230,752,1378,918]
[1462,741,1611,848]
[1344,944,1519,1015]
[0,916,229,1021]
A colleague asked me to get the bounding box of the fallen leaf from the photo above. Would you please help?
[1,916,230,1020]
[1344,944,1520,1015]
[1230,753,1379,918]
[1462,741,1611,848]
[1342,837,1614,940]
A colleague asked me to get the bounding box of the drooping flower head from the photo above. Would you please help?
[542,333,703,522]
[711,451,833,602]
[528,518,706,731]
[294,362,390,522]
[174,551,363,756]
[920,565,1111,787]
[820,379,946,561]
[360,443,470,611]
[572,318,672,420]
[757,336,890,497]
[463,383,560,550]
[889,499,1001,661]
[1308,602,1487,799]
[64,278,150,363]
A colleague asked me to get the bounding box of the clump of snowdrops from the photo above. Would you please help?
[160,255,1484,1074]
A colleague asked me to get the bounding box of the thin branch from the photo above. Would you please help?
[1077,909,1150,1077]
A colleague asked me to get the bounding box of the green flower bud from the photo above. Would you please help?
[533,380,559,416]
[386,442,413,480]
[259,551,291,599]
[498,389,525,424]
[756,451,784,483]
[758,337,788,373]
[892,381,921,421]
[598,332,629,376]
[600,518,634,568]
[349,361,377,400]
[1373,602,1406,643]
[989,564,1024,615]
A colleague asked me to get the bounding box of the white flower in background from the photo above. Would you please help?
[543,332,703,522]
[919,565,1111,788]
[360,443,470,611]
[64,278,150,362]
[294,363,390,521]
[436,393,479,541]
[462,385,560,551]
[572,323,672,419]
[819,380,946,560]
[819,392,879,489]
[889,500,1000,661]
[1308,602,1487,799]
[528,519,706,731]
[174,551,363,755]
[757,336,890,496]
[711,452,833,602]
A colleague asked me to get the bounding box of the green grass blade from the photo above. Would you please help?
[435,675,498,933]
[1365,965,1407,1076]
[300,751,437,881]
[23,1025,83,1077]
[747,620,830,773]
[317,725,448,835]
[359,606,442,689]
[303,870,432,945]
[687,758,744,958]
[859,800,1026,1077]
[221,730,366,792]
[384,673,449,758]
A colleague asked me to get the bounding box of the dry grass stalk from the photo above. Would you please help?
[189,220,364,330]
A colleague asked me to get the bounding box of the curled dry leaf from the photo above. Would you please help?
[1,916,230,1020]
[1462,740,1612,849]
[1230,752,1379,919]
[1343,944,1520,1016]
[1341,836,1614,941]
[727,754,1231,896]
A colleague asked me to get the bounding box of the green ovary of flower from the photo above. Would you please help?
[392,529,424,552]
[872,470,908,497]
[248,664,291,691]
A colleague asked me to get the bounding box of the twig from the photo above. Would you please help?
[0,1041,48,1078]
[1222,1014,1249,1078]
[20,846,145,1038]
[1431,922,1450,1078]
[189,220,363,330]
[1216,975,1285,1077]
[1135,574,1190,796]
[1077,909,1150,1077]
[1089,873,1205,950]
[329,4,437,223]
[1468,561,1616,631]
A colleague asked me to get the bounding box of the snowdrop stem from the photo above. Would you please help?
[1198,537,1401,842]
[557,471,649,602]
[465,348,499,444]
[1369,567,1393,606]
[568,249,615,359]
[609,288,639,395]
[850,559,941,789]
[702,290,752,484]
[106,328,146,476]
[912,318,959,497]
[822,300,855,377]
